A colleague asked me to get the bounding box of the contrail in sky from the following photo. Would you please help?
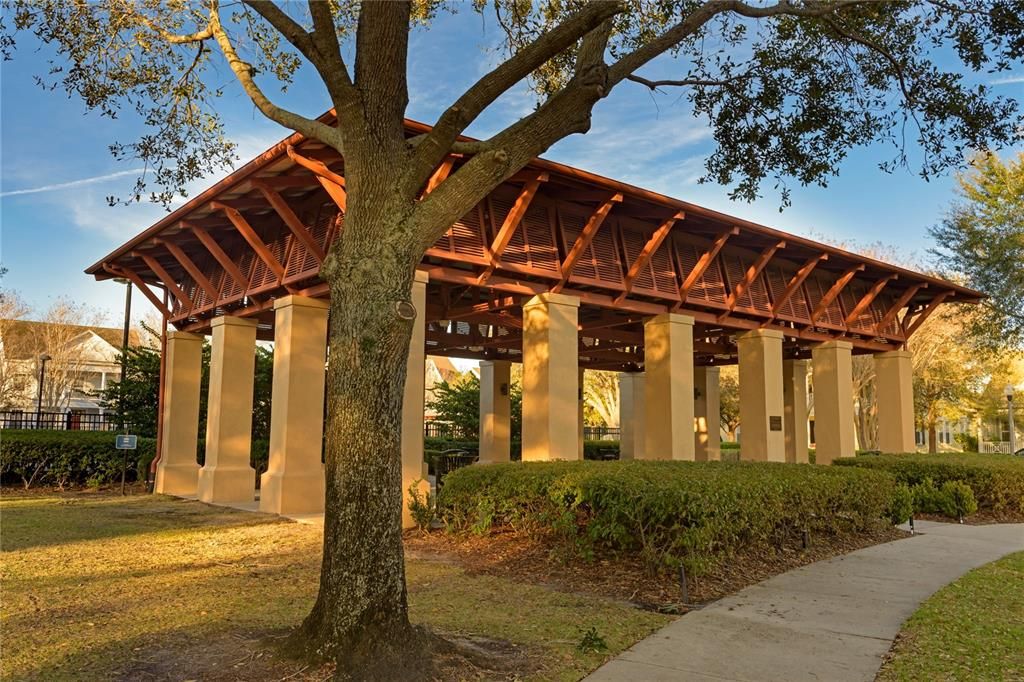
[0,168,145,197]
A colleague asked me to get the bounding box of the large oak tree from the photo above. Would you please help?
[4,0,1022,677]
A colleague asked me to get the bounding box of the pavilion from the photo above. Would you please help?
[86,113,980,524]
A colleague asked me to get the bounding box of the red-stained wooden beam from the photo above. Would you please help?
[251,179,326,264]
[676,227,738,306]
[477,173,547,285]
[809,264,865,325]
[844,274,897,326]
[254,175,322,190]
[286,145,346,187]
[875,283,926,336]
[423,157,455,197]
[187,223,250,293]
[107,265,172,318]
[553,192,622,293]
[721,240,785,315]
[903,290,953,337]
[210,202,286,281]
[445,296,520,320]
[772,253,828,316]
[135,252,192,312]
[616,211,686,303]
[159,240,220,303]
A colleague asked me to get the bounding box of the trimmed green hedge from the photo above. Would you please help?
[0,430,158,489]
[439,460,900,576]
[834,453,1024,515]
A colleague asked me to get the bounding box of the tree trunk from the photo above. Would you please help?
[928,419,938,454]
[292,196,429,677]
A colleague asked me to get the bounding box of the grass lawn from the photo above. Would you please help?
[0,491,669,681]
[878,550,1024,681]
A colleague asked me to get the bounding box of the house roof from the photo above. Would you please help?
[0,320,141,360]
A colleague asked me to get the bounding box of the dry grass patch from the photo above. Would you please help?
[0,491,667,681]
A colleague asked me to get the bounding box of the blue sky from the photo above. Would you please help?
[2,8,1022,327]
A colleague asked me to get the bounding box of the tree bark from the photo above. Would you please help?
[928,419,938,454]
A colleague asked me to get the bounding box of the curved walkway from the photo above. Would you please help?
[586,520,1024,682]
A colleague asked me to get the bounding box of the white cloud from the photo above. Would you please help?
[0,168,146,197]
[990,75,1024,86]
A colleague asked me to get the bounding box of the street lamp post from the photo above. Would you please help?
[113,278,132,430]
[35,353,52,428]
[1007,385,1016,455]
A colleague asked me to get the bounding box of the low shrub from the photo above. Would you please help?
[0,430,157,489]
[439,460,899,576]
[834,453,1024,516]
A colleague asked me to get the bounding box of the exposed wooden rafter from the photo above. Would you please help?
[676,227,738,306]
[477,173,548,285]
[874,283,926,336]
[423,157,456,197]
[616,211,686,303]
[251,179,326,264]
[159,240,220,303]
[771,253,828,316]
[187,223,250,293]
[809,264,865,326]
[721,240,785,316]
[553,192,622,293]
[105,265,171,318]
[135,252,192,312]
[210,201,285,280]
[844,274,897,326]
[903,290,953,337]
[286,145,347,212]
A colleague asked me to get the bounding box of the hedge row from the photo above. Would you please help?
[423,438,620,463]
[834,453,1024,515]
[0,430,157,489]
[439,460,901,576]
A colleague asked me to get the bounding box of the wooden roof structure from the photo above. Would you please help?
[86,112,980,371]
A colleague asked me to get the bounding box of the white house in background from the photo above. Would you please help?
[0,320,138,414]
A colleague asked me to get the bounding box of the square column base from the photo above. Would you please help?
[197,466,256,504]
[260,469,325,515]
[155,462,200,496]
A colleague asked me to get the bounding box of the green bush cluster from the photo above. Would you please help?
[439,460,898,576]
[834,453,1024,515]
[0,430,157,489]
[909,479,979,519]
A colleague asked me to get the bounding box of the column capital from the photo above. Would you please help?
[524,291,580,309]
[413,269,429,284]
[644,312,695,327]
[167,330,204,342]
[815,339,853,351]
[737,328,784,342]
[785,358,810,370]
[702,365,721,377]
[875,349,912,360]
[210,315,259,329]
[273,294,330,311]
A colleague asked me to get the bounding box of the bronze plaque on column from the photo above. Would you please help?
[769,416,783,431]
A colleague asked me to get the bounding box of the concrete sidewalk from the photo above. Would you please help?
[586,521,1024,682]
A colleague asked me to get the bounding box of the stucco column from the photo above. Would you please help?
[618,372,645,460]
[401,271,429,528]
[643,313,696,460]
[155,331,203,496]
[479,359,511,463]
[198,316,258,503]
[874,349,916,453]
[694,366,721,461]
[783,359,810,463]
[737,329,786,461]
[521,292,580,461]
[260,295,328,515]
[578,368,586,459]
[812,340,856,463]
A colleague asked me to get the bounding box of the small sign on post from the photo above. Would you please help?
[116,434,137,496]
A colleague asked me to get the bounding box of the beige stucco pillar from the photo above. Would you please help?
[694,366,721,461]
[874,349,916,453]
[155,331,203,495]
[578,368,586,458]
[401,271,429,528]
[198,316,258,503]
[643,313,696,460]
[618,372,645,460]
[812,340,856,463]
[737,329,786,461]
[260,296,328,515]
[479,359,512,463]
[521,292,580,461]
[783,359,809,463]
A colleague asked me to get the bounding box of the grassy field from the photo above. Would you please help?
[0,492,669,681]
[878,550,1024,681]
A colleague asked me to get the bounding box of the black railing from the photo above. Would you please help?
[584,426,620,441]
[0,410,126,432]
[424,421,471,440]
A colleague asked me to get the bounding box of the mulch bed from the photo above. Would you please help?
[406,525,909,613]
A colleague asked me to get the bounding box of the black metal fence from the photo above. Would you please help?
[584,426,620,441]
[424,420,472,440]
[0,410,125,432]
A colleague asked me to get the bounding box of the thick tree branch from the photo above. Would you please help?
[208,1,342,149]
[353,0,411,150]
[405,1,624,194]
[626,72,756,91]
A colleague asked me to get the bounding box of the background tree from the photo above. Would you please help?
[584,370,619,428]
[719,366,741,442]
[426,373,523,441]
[930,152,1024,351]
[5,0,1023,672]
[0,286,30,409]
